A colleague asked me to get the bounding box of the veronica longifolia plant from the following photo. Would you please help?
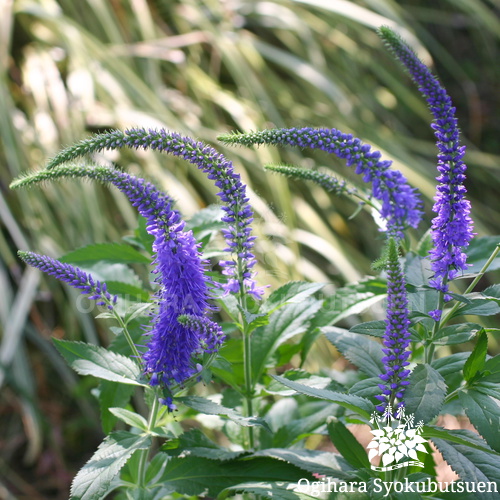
[10,26,500,500]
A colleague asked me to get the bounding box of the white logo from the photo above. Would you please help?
[367,405,427,471]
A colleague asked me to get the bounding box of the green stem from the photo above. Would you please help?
[137,390,161,488]
[441,243,500,326]
[425,243,500,364]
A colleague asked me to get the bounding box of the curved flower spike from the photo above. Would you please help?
[379,26,474,306]
[19,251,117,309]
[219,127,422,239]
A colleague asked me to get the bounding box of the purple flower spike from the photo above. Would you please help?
[379,27,474,305]
[376,239,412,412]
[219,128,422,239]
[18,251,117,309]
[14,165,225,395]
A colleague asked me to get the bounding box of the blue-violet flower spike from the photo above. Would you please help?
[18,251,117,310]
[375,239,412,413]
[219,128,422,240]
[379,27,474,305]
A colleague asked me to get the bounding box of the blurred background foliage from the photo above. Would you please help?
[1,0,499,497]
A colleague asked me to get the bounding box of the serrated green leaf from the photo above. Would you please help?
[327,417,371,470]
[431,352,469,391]
[152,456,314,497]
[60,242,151,265]
[322,326,384,377]
[430,437,500,496]
[53,339,146,386]
[251,448,354,480]
[455,297,500,317]
[458,391,500,452]
[349,320,386,338]
[98,380,135,434]
[109,408,148,431]
[220,481,319,500]
[265,370,343,396]
[70,431,151,500]
[272,375,374,419]
[432,323,479,345]
[404,364,447,423]
[463,329,488,382]
[177,396,271,431]
[484,354,500,374]
[262,281,325,313]
[422,426,500,455]
[251,298,322,381]
[348,377,381,400]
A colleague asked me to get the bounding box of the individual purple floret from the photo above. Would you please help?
[18,251,117,310]
[218,128,422,239]
[375,239,411,412]
[379,27,474,306]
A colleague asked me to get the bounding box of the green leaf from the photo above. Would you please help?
[265,370,344,396]
[163,429,246,460]
[151,455,314,497]
[463,329,488,382]
[98,381,135,434]
[348,377,381,400]
[251,448,354,480]
[327,417,371,470]
[109,408,148,431]
[404,252,433,287]
[53,339,146,386]
[430,437,500,496]
[431,352,469,391]
[311,278,387,328]
[270,403,339,448]
[455,297,500,317]
[78,261,143,288]
[262,281,325,313]
[349,320,386,338]
[322,326,384,378]
[484,354,500,374]
[465,236,500,274]
[271,375,374,419]
[220,481,319,500]
[70,431,151,500]
[251,298,322,381]
[185,205,225,240]
[432,323,480,345]
[177,396,271,431]
[105,282,150,302]
[60,242,151,265]
[404,364,447,423]
[458,390,500,452]
[423,426,500,455]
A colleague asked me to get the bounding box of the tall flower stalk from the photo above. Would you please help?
[379,26,474,319]
[375,239,412,412]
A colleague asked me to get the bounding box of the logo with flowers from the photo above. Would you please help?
[367,405,428,471]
